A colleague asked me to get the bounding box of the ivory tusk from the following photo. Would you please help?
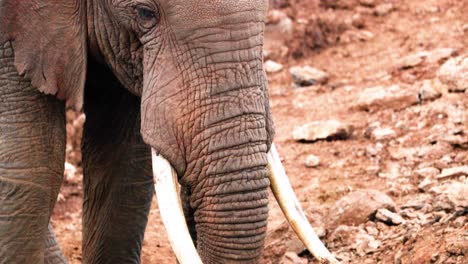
[267,144,340,264]
[151,149,203,264]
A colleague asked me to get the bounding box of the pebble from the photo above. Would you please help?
[289,66,329,86]
[374,3,394,16]
[397,53,425,69]
[370,127,397,141]
[264,60,284,73]
[327,189,396,229]
[418,80,442,102]
[359,0,376,7]
[374,208,406,225]
[354,85,418,112]
[418,178,435,192]
[425,48,456,63]
[279,252,308,264]
[304,154,321,168]
[293,119,353,142]
[415,167,440,178]
[437,55,468,92]
[437,166,468,180]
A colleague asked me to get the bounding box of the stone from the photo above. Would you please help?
[370,127,397,141]
[374,3,394,16]
[418,178,435,192]
[354,85,418,112]
[437,166,468,180]
[320,0,359,9]
[426,48,457,64]
[397,53,425,69]
[418,80,442,102]
[359,0,376,7]
[445,237,468,256]
[266,10,294,38]
[289,66,329,86]
[374,208,405,225]
[441,134,468,149]
[264,60,284,73]
[415,167,440,178]
[327,189,396,229]
[354,232,381,256]
[365,143,383,156]
[351,13,366,28]
[293,120,353,142]
[430,181,468,210]
[279,252,308,264]
[285,237,306,255]
[304,154,321,168]
[437,55,468,92]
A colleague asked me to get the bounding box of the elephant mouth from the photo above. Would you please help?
[151,144,340,264]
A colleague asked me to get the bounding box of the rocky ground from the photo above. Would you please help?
[52,0,467,263]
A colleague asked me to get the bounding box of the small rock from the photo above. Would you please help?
[327,189,396,229]
[437,166,468,180]
[64,162,78,182]
[445,237,468,256]
[415,167,440,178]
[418,80,442,102]
[452,216,466,228]
[264,60,284,73]
[320,0,359,9]
[351,13,366,28]
[304,154,321,168]
[426,48,457,63]
[418,178,435,192]
[374,208,405,225]
[290,66,329,86]
[364,222,379,236]
[401,195,430,210]
[430,181,468,210]
[285,238,306,255]
[397,52,425,69]
[279,252,308,264]
[442,134,468,149]
[374,3,394,16]
[366,143,383,156]
[370,127,397,141]
[354,232,381,256]
[354,85,418,112]
[437,55,468,92]
[293,120,353,142]
[359,0,376,7]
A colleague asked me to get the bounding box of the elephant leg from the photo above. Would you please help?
[81,71,153,264]
[44,224,67,264]
[0,41,66,263]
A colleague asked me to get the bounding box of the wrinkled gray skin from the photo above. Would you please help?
[0,0,274,263]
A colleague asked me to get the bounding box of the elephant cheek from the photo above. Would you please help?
[140,58,187,175]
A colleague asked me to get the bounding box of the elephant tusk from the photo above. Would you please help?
[151,149,203,264]
[267,144,340,264]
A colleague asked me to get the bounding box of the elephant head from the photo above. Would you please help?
[0,0,337,263]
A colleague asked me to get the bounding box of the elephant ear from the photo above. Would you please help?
[0,0,86,110]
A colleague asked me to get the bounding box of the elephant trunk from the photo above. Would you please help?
[189,142,270,262]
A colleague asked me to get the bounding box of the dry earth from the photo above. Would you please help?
[52,0,467,263]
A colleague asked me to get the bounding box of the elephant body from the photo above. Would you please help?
[0,0,274,263]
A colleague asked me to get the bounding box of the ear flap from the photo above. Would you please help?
[0,1,87,110]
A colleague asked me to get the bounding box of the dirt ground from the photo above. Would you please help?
[52,0,467,263]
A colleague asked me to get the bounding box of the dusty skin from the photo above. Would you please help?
[54,0,466,263]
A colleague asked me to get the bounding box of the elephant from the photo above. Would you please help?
[0,0,338,263]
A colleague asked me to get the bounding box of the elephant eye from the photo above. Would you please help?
[135,5,160,28]
[137,7,155,20]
